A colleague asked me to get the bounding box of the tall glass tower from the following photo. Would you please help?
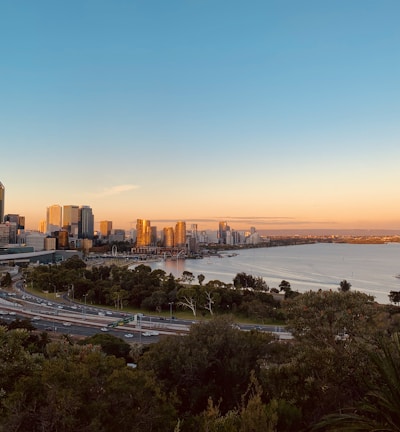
[0,182,4,223]
[79,206,94,239]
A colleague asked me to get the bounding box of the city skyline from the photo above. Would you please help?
[2,1,400,233]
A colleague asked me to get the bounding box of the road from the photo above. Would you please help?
[0,278,292,341]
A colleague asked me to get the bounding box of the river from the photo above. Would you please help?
[134,242,400,304]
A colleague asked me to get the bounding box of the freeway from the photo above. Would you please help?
[1,278,292,341]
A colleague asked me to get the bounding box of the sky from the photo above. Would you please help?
[1,0,400,233]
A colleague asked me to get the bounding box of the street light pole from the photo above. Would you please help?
[83,294,87,320]
[168,302,174,320]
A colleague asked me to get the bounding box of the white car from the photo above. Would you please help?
[124,333,134,338]
[142,331,159,337]
[62,322,71,327]
[32,316,41,321]
[100,327,109,332]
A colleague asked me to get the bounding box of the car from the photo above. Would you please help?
[32,316,41,321]
[57,305,64,309]
[98,312,105,316]
[100,327,109,332]
[142,331,159,337]
[106,311,113,315]
[124,333,134,338]
[62,322,71,327]
[45,326,53,331]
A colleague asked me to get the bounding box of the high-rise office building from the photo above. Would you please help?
[63,205,79,235]
[46,204,62,233]
[218,221,229,244]
[136,219,151,247]
[0,182,4,223]
[38,220,46,234]
[4,214,24,230]
[100,220,112,237]
[151,226,158,246]
[163,227,174,247]
[79,206,94,239]
[174,221,186,247]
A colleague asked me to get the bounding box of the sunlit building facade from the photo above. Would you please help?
[136,219,151,247]
[46,204,62,234]
[100,220,113,238]
[163,227,174,247]
[63,205,79,236]
[174,221,186,248]
[0,182,4,223]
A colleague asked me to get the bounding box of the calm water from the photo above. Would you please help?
[140,243,400,304]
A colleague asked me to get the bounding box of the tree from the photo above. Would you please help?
[1,341,176,432]
[61,255,86,271]
[283,290,378,343]
[202,290,216,315]
[233,272,257,289]
[139,316,275,418]
[279,280,296,299]
[178,293,197,316]
[338,279,352,292]
[313,333,400,431]
[1,272,12,287]
[197,274,205,285]
[267,290,386,428]
[389,290,400,306]
[182,271,195,285]
[79,333,132,360]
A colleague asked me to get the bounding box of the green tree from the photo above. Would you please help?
[338,279,352,292]
[139,316,275,419]
[388,290,400,305]
[61,255,86,271]
[182,271,195,285]
[313,333,400,431]
[1,272,12,287]
[79,333,132,360]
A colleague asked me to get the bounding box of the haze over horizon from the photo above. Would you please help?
[2,1,400,233]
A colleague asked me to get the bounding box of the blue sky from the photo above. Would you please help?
[1,1,400,232]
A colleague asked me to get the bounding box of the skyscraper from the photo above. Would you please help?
[63,205,79,235]
[218,221,229,244]
[100,220,112,237]
[46,204,62,234]
[136,219,151,247]
[163,227,174,247]
[0,182,4,223]
[174,221,186,247]
[79,206,94,239]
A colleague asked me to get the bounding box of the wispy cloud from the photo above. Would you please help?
[93,184,140,197]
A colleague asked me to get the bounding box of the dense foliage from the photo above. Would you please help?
[26,259,283,321]
[2,258,400,431]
